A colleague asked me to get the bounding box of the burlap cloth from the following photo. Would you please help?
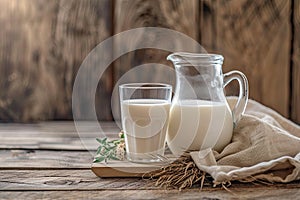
[190,97,300,185]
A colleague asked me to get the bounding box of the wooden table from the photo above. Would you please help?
[1,122,299,200]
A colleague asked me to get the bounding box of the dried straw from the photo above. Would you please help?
[145,153,274,192]
[145,153,213,190]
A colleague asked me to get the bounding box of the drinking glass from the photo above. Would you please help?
[119,83,172,163]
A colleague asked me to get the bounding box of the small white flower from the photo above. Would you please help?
[116,142,126,160]
[119,131,124,138]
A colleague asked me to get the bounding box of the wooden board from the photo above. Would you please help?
[92,161,163,178]
[200,0,291,118]
[291,0,300,124]
[0,0,113,121]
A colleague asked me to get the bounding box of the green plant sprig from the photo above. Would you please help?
[93,131,125,163]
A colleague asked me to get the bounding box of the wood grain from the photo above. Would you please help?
[114,0,199,79]
[0,136,98,150]
[0,0,113,122]
[0,150,93,169]
[0,122,120,150]
[112,0,199,119]
[0,122,300,199]
[0,0,59,122]
[92,161,164,178]
[0,169,299,192]
[0,170,152,191]
[55,0,113,121]
[291,0,300,124]
[1,186,300,200]
[0,122,120,138]
[200,0,291,118]
[0,0,297,123]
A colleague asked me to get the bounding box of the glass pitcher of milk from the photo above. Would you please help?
[167,52,248,155]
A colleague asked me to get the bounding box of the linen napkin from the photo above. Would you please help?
[190,98,300,185]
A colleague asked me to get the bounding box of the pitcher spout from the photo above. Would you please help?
[166,52,185,64]
[167,52,224,66]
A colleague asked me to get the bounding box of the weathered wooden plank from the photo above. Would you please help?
[0,169,299,192]
[291,0,300,124]
[112,0,199,119]
[1,186,300,200]
[0,122,121,150]
[0,0,113,122]
[52,0,113,121]
[200,0,291,118]
[57,0,114,121]
[0,137,99,150]
[0,150,93,169]
[0,0,59,122]
[114,0,199,79]
[0,122,120,138]
[0,170,153,191]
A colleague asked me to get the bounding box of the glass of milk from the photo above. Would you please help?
[119,83,172,163]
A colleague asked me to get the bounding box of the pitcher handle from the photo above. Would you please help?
[223,70,249,126]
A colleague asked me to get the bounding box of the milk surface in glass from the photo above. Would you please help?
[121,99,170,161]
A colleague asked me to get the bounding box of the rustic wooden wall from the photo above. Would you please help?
[112,0,199,120]
[201,0,291,117]
[0,0,59,121]
[292,0,300,123]
[0,0,112,121]
[113,0,199,81]
[0,0,299,123]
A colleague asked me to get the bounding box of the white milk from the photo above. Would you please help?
[121,99,170,161]
[167,100,233,155]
